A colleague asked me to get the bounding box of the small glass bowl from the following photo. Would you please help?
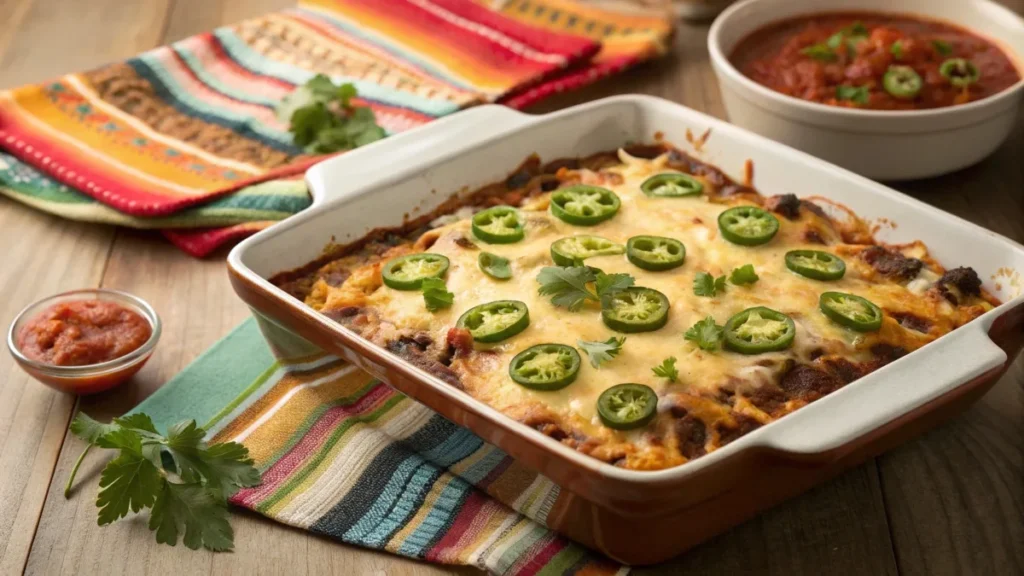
[7,289,162,395]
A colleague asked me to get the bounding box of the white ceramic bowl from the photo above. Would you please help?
[708,0,1024,181]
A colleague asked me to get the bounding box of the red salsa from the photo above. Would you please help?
[18,300,152,366]
[731,13,1021,110]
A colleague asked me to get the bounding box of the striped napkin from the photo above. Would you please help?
[0,0,673,257]
[133,317,628,575]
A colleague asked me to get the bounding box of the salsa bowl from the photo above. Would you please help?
[708,0,1024,180]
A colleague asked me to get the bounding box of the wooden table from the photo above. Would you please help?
[1,1,1021,574]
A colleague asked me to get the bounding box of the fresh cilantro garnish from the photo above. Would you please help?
[421,277,454,311]
[800,43,836,62]
[595,272,635,307]
[693,271,727,297]
[729,264,759,286]
[891,41,904,60]
[577,336,626,369]
[844,22,868,37]
[537,266,597,311]
[685,316,725,351]
[933,39,953,56]
[66,412,261,551]
[836,84,870,106]
[277,74,386,154]
[652,357,679,382]
[537,266,634,311]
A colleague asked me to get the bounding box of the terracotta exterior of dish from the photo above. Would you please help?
[229,265,1024,565]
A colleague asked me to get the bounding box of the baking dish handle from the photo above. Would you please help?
[305,105,533,206]
[761,321,1007,458]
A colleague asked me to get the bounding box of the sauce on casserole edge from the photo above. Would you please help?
[18,300,151,366]
[731,12,1021,110]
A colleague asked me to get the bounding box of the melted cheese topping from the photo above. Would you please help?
[316,152,985,469]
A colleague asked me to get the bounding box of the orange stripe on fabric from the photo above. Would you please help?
[3,83,232,194]
[211,359,357,445]
[305,0,554,93]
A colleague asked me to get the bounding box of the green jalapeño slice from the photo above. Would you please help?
[718,206,780,246]
[626,236,686,271]
[640,173,703,198]
[819,292,883,332]
[785,250,846,281]
[550,235,625,266]
[549,185,621,226]
[597,384,658,430]
[472,206,524,244]
[724,306,796,354]
[883,65,923,99]
[940,58,981,88]
[456,300,530,343]
[509,344,581,391]
[382,253,450,290]
[601,287,670,333]
[478,252,512,280]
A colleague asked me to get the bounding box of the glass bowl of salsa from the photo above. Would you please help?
[708,0,1024,180]
[6,289,161,395]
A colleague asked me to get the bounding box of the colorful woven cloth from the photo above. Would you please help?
[0,0,673,257]
[132,317,628,575]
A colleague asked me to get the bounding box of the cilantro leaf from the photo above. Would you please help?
[595,272,635,307]
[65,413,262,552]
[537,266,598,311]
[729,264,759,286]
[577,337,626,369]
[694,272,727,297]
[836,84,870,106]
[891,41,904,60]
[685,316,725,351]
[826,32,844,50]
[114,413,159,434]
[933,39,953,56]
[149,481,235,551]
[652,357,679,382]
[96,450,162,525]
[199,442,262,500]
[421,277,454,312]
[278,75,386,154]
[845,22,868,36]
[70,412,118,444]
[800,43,836,62]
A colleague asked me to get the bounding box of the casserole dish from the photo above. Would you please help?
[708,0,1024,181]
[227,96,1024,564]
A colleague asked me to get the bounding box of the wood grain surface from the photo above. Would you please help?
[0,1,1021,574]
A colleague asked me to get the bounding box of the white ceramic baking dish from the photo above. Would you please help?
[708,0,1024,181]
[227,96,1024,564]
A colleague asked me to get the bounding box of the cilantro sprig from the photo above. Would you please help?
[536,266,634,311]
[729,264,759,286]
[693,272,727,297]
[421,277,454,311]
[685,316,725,351]
[66,413,261,551]
[277,74,386,154]
[652,357,679,382]
[577,336,626,368]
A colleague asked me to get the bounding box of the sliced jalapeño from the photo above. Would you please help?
[723,306,796,354]
[597,384,658,430]
[509,344,581,391]
[456,300,530,343]
[382,253,450,290]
